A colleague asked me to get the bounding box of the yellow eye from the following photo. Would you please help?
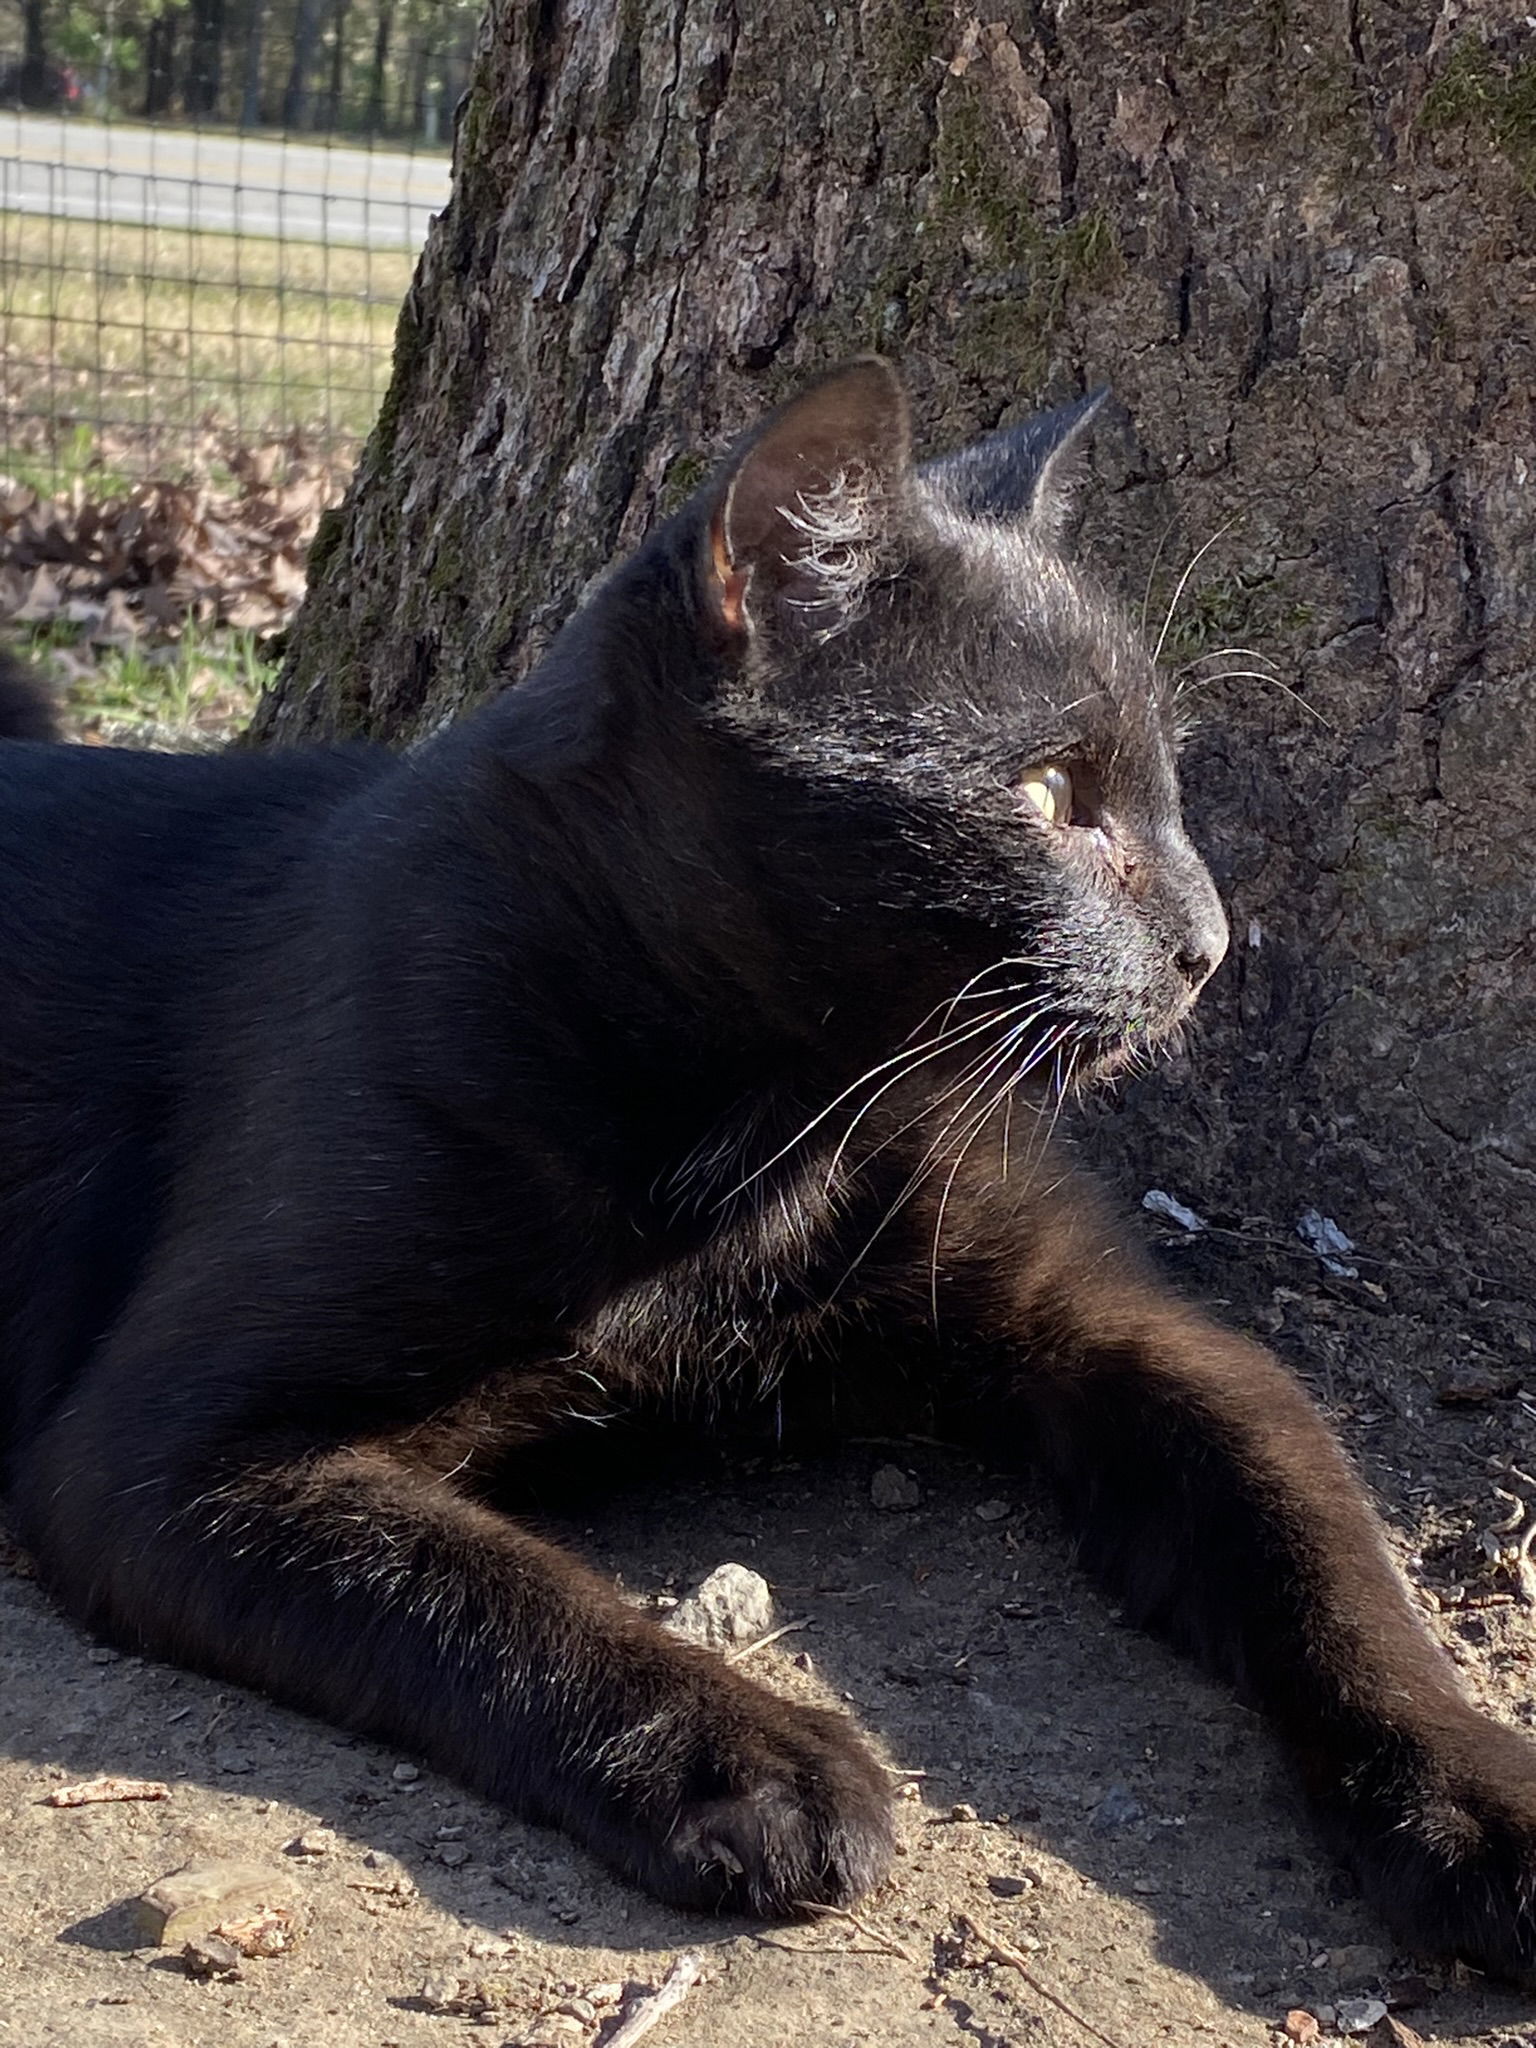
[1020,763,1074,825]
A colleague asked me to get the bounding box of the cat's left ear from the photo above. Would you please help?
[919,388,1108,545]
[703,357,910,642]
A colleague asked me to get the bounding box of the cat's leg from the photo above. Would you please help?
[18,1397,893,1915]
[919,1177,1536,1984]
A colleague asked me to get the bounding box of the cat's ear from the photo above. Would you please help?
[919,388,1108,544]
[703,358,910,641]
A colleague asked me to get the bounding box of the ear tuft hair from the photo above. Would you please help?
[704,358,910,642]
[918,388,1108,545]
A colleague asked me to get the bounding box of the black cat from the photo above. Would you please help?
[1,362,1533,1979]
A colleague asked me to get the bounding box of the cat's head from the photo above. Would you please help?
[664,358,1228,1084]
[581,359,1227,1089]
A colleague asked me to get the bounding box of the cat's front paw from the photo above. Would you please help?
[1348,1716,1536,1988]
[630,1690,896,1916]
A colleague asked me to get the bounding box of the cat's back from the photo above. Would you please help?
[0,738,386,950]
[0,737,390,1117]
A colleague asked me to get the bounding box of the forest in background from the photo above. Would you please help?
[1,0,481,138]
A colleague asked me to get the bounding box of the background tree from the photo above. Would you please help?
[265,0,1536,1325]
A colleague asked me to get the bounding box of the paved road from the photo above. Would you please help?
[0,114,450,247]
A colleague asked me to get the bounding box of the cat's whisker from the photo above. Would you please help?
[1139,508,1183,637]
[825,1001,1049,1195]
[831,998,1061,1187]
[928,953,1063,1035]
[1152,513,1244,665]
[927,1038,1060,1325]
[1172,644,1279,677]
[831,1021,1074,1303]
[1174,667,1333,731]
[1007,1024,1086,1193]
[705,1003,1026,1209]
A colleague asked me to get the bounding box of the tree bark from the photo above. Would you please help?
[266,0,1536,1312]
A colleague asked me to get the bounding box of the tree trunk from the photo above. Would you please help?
[238,0,266,127]
[142,6,181,117]
[185,0,226,116]
[362,0,392,134]
[281,0,326,128]
[21,0,46,65]
[266,0,1536,1312]
[321,0,350,130]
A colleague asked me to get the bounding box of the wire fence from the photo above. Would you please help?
[0,0,467,493]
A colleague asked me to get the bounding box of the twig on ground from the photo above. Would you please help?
[725,1617,811,1662]
[604,1952,704,2048]
[45,1775,170,1807]
[956,1914,1129,2048]
[797,1901,916,1962]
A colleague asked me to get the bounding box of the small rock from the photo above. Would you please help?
[212,1746,255,1776]
[215,1906,299,1958]
[974,1499,1011,1523]
[588,1982,624,2006]
[871,1464,922,1510]
[286,1829,334,1858]
[949,1802,978,1823]
[418,1972,464,2013]
[661,1563,774,1649]
[434,1841,472,1868]
[181,1934,243,1981]
[1368,2018,1425,2048]
[1089,1784,1145,1833]
[555,1997,596,2023]
[1281,2012,1321,2046]
[1132,1876,1162,1894]
[87,1646,121,1665]
[136,1862,300,1946]
[518,2021,585,2048]
[391,1762,420,1784]
[1336,1997,1388,2034]
[986,1874,1033,1898]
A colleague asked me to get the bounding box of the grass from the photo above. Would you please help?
[25,616,273,747]
[1,210,412,478]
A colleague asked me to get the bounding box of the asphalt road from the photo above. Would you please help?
[0,113,450,247]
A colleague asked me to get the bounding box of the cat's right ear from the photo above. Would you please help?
[701,359,910,644]
[919,389,1107,545]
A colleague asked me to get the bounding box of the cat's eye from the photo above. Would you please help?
[1019,764,1074,826]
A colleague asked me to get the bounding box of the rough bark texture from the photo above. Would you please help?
[266,0,1536,1315]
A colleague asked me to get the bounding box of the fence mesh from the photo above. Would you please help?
[0,0,463,491]
[0,0,468,742]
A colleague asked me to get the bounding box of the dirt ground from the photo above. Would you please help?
[2,1221,1533,2048]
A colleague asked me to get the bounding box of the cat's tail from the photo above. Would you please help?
[0,650,62,741]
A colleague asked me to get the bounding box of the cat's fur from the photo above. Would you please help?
[1,362,1533,1978]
